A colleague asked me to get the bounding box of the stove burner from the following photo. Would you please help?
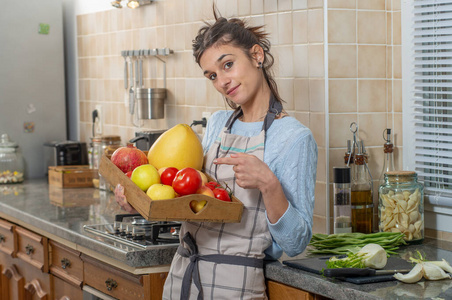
[83,214,181,250]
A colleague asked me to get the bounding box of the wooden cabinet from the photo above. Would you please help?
[267,280,331,300]
[15,227,48,273]
[0,219,16,257]
[82,254,167,300]
[49,241,83,300]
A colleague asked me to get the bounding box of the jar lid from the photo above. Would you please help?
[333,167,351,183]
[0,134,18,148]
[92,135,121,143]
[386,171,416,176]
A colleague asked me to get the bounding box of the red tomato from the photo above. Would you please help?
[213,187,231,202]
[205,181,221,191]
[160,167,179,186]
[172,168,202,196]
[125,171,133,178]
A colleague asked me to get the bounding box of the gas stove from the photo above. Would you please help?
[83,214,180,251]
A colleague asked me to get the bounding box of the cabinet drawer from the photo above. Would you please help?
[49,240,83,288]
[0,219,16,257]
[53,274,83,300]
[82,254,145,299]
[15,227,48,272]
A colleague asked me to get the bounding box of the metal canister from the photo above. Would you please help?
[91,135,121,190]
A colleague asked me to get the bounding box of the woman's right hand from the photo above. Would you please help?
[114,184,138,214]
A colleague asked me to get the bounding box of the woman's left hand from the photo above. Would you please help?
[214,153,272,190]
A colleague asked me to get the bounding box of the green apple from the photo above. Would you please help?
[131,164,160,191]
[146,184,176,200]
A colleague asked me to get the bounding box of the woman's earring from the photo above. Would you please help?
[257,62,263,69]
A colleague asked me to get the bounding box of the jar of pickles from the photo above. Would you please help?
[0,134,25,184]
[378,171,424,244]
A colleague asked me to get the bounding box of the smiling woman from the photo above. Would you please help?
[115,7,318,300]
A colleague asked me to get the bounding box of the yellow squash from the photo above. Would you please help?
[147,124,204,170]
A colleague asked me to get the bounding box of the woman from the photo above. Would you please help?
[116,13,317,300]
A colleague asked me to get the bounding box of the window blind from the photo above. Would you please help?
[413,0,452,207]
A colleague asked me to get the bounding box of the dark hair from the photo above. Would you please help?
[192,10,283,109]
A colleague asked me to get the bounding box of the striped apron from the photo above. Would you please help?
[163,97,282,300]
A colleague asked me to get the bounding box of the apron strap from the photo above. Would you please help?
[225,94,282,133]
[178,232,264,300]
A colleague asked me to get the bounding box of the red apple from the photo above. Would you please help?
[196,185,214,198]
[111,144,148,173]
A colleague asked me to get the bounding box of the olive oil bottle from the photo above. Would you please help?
[351,141,373,233]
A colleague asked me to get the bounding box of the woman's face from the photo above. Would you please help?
[199,43,264,107]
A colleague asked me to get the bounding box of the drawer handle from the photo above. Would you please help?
[0,234,4,242]
[25,244,34,255]
[105,278,118,291]
[61,258,71,269]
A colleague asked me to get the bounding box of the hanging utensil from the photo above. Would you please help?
[122,51,129,108]
[139,50,144,88]
[129,50,135,115]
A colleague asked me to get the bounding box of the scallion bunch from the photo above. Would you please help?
[308,232,407,255]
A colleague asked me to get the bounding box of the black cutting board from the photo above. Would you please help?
[283,256,413,284]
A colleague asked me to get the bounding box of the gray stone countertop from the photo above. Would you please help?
[0,179,178,269]
[2,180,452,299]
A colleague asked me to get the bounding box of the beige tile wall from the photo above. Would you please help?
[76,0,402,235]
[327,0,403,232]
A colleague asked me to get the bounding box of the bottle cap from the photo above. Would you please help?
[333,167,351,183]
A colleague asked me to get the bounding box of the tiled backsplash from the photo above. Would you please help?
[77,0,401,235]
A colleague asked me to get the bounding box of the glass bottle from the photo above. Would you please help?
[379,128,395,185]
[0,134,25,184]
[378,171,424,244]
[333,167,352,234]
[351,141,373,233]
[92,135,122,190]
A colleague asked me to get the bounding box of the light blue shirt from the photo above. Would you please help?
[202,110,318,260]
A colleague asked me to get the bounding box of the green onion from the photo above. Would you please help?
[308,232,407,255]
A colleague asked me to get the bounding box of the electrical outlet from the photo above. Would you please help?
[95,104,103,135]
[202,111,212,121]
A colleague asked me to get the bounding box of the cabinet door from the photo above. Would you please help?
[267,280,331,300]
[52,275,83,300]
[16,227,48,273]
[1,263,25,300]
[82,254,146,300]
[0,219,16,257]
[49,241,83,288]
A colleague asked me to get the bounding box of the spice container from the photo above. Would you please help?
[0,134,25,184]
[92,135,121,190]
[378,171,424,244]
[379,128,395,185]
[333,167,352,234]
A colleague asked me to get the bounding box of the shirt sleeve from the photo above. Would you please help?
[266,131,318,258]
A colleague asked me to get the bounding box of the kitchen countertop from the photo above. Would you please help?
[1,179,452,299]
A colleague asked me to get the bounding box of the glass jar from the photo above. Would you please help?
[0,134,25,184]
[333,167,352,234]
[378,171,424,244]
[92,135,121,191]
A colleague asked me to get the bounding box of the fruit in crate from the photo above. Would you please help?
[197,170,208,185]
[147,124,204,170]
[172,167,202,196]
[206,181,221,191]
[197,185,215,198]
[131,164,160,191]
[213,187,231,202]
[111,144,148,173]
[146,184,176,200]
[159,167,179,186]
[190,200,207,213]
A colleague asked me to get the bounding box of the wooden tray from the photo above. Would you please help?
[99,154,243,223]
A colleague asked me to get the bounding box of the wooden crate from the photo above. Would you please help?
[48,166,98,188]
[99,154,243,223]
